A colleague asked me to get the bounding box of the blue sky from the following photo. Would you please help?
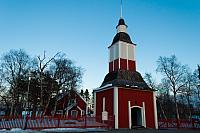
[0,0,200,91]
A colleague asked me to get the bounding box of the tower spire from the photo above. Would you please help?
[120,0,123,18]
[117,0,127,33]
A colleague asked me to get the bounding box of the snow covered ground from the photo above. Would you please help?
[0,128,41,133]
[42,128,107,132]
[0,128,107,133]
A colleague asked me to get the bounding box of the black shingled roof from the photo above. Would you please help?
[100,70,154,91]
[111,32,135,45]
[116,18,127,27]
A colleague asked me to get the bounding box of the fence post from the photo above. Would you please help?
[22,114,29,130]
[192,119,195,129]
[166,119,168,128]
[85,116,87,128]
[177,119,180,129]
[57,116,60,128]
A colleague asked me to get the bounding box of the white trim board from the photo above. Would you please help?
[114,87,119,129]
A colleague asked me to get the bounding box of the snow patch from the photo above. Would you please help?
[0,128,107,133]
[0,129,7,132]
[0,128,42,133]
[41,128,107,132]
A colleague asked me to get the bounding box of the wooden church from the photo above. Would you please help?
[93,17,158,129]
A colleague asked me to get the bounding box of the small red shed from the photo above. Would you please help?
[94,18,158,129]
[47,89,87,118]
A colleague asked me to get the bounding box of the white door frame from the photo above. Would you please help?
[128,101,146,129]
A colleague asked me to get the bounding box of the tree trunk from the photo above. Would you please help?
[173,92,180,127]
[32,104,36,118]
[158,99,167,119]
[62,91,70,117]
[174,97,180,119]
[10,102,14,116]
[62,94,67,117]
[52,91,59,117]
[15,95,22,116]
[42,82,54,117]
[42,95,51,117]
[10,89,15,116]
[186,94,192,120]
[52,99,58,117]
[1,97,10,115]
[40,73,43,113]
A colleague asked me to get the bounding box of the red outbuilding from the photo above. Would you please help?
[94,18,158,129]
[46,89,87,119]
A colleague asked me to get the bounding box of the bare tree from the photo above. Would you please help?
[144,73,167,119]
[144,73,157,90]
[181,69,196,120]
[40,71,58,117]
[0,49,32,116]
[0,68,8,114]
[0,49,83,117]
[0,67,5,95]
[49,55,83,116]
[37,51,60,113]
[156,55,187,121]
[192,69,200,107]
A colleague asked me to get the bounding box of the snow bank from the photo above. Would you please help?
[41,128,107,132]
[0,128,24,133]
[0,128,107,133]
[0,128,42,133]
[0,129,7,132]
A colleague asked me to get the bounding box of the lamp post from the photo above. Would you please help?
[24,72,33,116]
[23,71,34,130]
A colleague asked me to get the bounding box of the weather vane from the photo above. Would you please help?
[120,0,123,18]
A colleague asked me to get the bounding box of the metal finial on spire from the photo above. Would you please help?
[120,0,123,18]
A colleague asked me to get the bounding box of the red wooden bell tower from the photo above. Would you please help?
[94,1,158,129]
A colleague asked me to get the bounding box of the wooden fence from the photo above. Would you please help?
[158,119,200,129]
[0,115,114,130]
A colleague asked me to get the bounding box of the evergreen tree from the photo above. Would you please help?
[80,89,84,98]
[84,89,90,102]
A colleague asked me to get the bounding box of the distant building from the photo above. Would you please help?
[46,89,87,118]
[94,17,158,129]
